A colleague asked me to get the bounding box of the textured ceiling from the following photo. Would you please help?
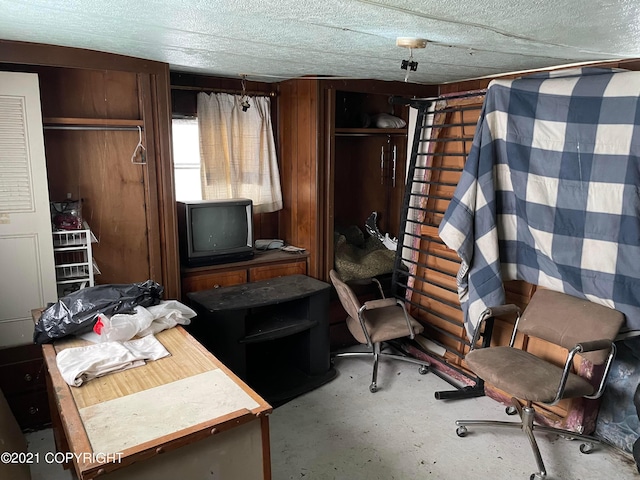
[1,0,639,84]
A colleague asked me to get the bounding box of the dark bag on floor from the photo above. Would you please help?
[33,280,164,344]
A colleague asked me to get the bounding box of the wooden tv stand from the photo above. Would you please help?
[187,274,336,406]
[180,249,309,299]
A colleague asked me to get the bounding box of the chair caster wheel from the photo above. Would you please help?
[418,365,429,375]
[530,473,545,480]
[369,383,378,393]
[580,443,594,454]
[456,426,468,437]
[506,405,518,415]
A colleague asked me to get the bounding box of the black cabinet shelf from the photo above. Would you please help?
[187,275,336,406]
[247,361,337,407]
[240,316,318,344]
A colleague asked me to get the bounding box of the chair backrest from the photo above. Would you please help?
[329,270,362,321]
[518,289,624,365]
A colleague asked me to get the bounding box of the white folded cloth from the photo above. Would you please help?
[139,300,197,337]
[56,335,170,387]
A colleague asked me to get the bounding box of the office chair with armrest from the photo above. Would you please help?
[329,269,429,393]
[455,289,624,480]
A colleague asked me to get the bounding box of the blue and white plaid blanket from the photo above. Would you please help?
[438,67,640,338]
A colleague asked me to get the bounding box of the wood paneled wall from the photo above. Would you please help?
[277,78,437,282]
[45,129,153,284]
[6,40,637,304]
[0,41,179,299]
[277,79,324,279]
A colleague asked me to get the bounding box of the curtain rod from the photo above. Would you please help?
[171,84,277,97]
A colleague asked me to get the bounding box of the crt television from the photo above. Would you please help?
[177,199,254,267]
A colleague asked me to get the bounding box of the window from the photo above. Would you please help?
[172,94,283,214]
[172,118,202,201]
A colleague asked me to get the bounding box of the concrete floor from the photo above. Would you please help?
[269,350,640,480]
[27,348,640,480]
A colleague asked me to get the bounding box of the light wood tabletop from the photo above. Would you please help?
[36,317,272,480]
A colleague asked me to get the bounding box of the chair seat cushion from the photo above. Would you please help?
[465,346,595,403]
[345,305,423,344]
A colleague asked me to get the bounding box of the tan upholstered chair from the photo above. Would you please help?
[455,289,624,480]
[329,269,429,393]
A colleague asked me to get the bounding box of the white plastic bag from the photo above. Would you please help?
[96,306,155,343]
[83,300,197,343]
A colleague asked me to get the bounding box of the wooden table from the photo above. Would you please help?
[37,317,272,480]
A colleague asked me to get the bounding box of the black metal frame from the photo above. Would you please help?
[390,94,492,400]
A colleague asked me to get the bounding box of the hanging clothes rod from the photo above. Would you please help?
[171,84,277,97]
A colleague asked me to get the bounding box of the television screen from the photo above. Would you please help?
[177,199,254,267]
[191,204,249,252]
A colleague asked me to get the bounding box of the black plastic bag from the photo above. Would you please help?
[33,280,164,344]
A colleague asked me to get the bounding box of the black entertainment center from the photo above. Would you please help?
[187,274,336,406]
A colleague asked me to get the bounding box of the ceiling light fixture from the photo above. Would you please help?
[396,37,428,82]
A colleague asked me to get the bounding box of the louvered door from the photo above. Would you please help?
[0,71,56,347]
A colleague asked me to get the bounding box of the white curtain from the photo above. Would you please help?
[197,92,283,213]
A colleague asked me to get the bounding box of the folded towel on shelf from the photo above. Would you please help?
[56,335,170,387]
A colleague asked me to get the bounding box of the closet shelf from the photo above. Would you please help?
[334,127,406,136]
[43,117,144,131]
